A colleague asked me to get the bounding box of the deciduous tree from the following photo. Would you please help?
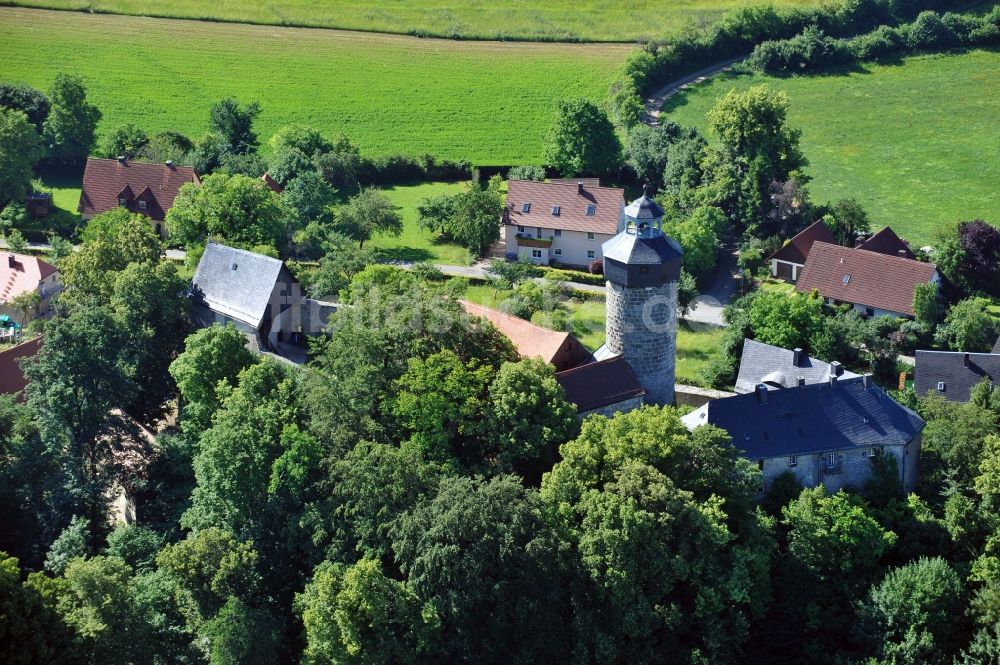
[0,108,44,206]
[544,98,622,176]
[334,188,402,248]
[43,74,101,165]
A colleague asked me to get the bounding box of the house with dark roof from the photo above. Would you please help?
[78,157,200,237]
[502,180,625,268]
[768,220,836,282]
[682,375,924,493]
[555,356,645,417]
[914,350,1000,403]
[0,253,61,323]
[857,226,915,259]
[190,243,332,354]
[459,300,591,372]
[736,339,859,394]
[795,242,939,318]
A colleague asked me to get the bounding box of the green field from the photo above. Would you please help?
[373,181,470,265]
[0,7,630,164]
[0,0,822,42]
[663,50,1000,247]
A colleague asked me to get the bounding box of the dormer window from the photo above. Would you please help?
[137,200,148,211]
[586,204,597,216]
[118,198,128,206]
[522,202,530,213]
[551,205,560,216]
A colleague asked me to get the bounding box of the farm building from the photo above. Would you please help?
[768,220,836,282]
[914,350,1000,403]
[857,226,915,259]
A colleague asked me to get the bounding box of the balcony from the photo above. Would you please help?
[514,234,552,248]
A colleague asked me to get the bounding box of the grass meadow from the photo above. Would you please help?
[662,49,1000,247]
[373,181,471,265]
[0,0,822,42]
[0,7,630,164]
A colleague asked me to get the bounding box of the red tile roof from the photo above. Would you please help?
[1,253,58,304]
[857,227,915,259]
[795,242,937,316]
[556,356,645,413]
[768,220,836,265]
[78,158,200,221]
[0,336,42,397]
[504,180,624,235]
[460,300,590,370]
[261,173,283,194]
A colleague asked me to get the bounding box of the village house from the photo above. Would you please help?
[736,339,859,394]
[857,226,915,258]
[768,220,836,282]
[502,179,625,268]
[78,157,200,237]
[0,336,42,398]
[914,350,1000,403]
[0,252,61,324]
[682,375,924,494]
[189,242,333,356]
[795,242,939,318]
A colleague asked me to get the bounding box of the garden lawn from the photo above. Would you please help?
[0,0,822,43]
[0,7,630,164]
[372,181,470,265]
[461,282,724,384]
[662,50,1000,247]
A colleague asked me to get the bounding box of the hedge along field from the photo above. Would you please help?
[0,0,823,43]
[0,8,631,164]
[662,49,1000,247]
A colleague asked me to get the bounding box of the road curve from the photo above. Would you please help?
[642,56,746,126]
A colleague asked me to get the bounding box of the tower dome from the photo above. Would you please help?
[602,193,683,405]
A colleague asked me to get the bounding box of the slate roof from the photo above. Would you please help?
[556,356,645,413]
[602,230,683,265]
[78,158,200,221]
[190,243,285,328]
[460,300,586,367]
[623,194,664,221]
[993,336,1000,354]
[1,253,58,304]
[504,180,624,235]
[681,376,925,459]
[858,227,914,259]
[914,350,1000,403]
[0,335,42,397]
[768,220,836,266]
[796,242,937,317]
[735,338,859,394]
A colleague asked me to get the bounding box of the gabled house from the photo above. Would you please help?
[857,226,915,259]
[768,220,836,282]
[459,300,591,372]
[555,356,645,418]
[502,180,625,267]
[78,157,200,237]
[914,350,1000,403]
[736,338,859,394]
[0,253,61,323]
[795,242,939,318]
[682,375,924,493]
[189,243,331,354]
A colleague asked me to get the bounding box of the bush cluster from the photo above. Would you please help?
[356,153,472,186]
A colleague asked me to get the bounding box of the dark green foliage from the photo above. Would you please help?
[105,525,163,573]
[761,470,803,516]
[201,596,280,665]
[544,98,622,176]
[334,188,403,248]
[268,146,314,185]
[0,108,45,206]
[0,82,50,132]
[42,74,101,165]
[746,26,853,74]
[102,123,149,160]
[209,97,261,155]
[416,177,504,257]
[506,164,546,181]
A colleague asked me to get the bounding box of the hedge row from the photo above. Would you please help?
[745,7,1000,73]
[610,0,983,126]
[356,153,472,186]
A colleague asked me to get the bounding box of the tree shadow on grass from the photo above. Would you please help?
[374,247,434,263]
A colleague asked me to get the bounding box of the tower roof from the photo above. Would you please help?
[623,194,664,220]
[602,231,682,265]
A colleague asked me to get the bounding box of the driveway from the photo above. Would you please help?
[686,244,739,326]
[643,56,745,126]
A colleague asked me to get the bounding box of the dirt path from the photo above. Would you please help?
[642,56,746,125]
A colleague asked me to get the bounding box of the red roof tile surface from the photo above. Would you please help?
[857,227,915,259]
[768,220,836,265]
[261,173,283,194]
[0,336,42,397]
[504,180,624,235]
[1,253,57,304]
[78,158,200,221]
[795,242,937,316]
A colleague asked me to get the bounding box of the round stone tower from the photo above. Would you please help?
[602,194,683,405]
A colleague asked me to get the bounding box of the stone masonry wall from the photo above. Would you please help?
[606,281,677,405]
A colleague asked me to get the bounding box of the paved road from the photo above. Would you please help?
[642,56,746,126]
[687,245,739,326]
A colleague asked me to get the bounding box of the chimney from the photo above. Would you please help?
[863,374,871,389]
[7,254,15,267]
[792,347,803,367]
[829,373,839,387]
[831,361,843,377]
[898,249,907,257]
[756,384,768,404]
[117,155,126,164]
[166,159,174,168]
[577,181,584,194]
[964,353,970,368]
[797,376,806,387]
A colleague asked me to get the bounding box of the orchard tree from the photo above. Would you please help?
[43,74,101,165]
[747,290,828,353]
[307,233,378,299]
[0,108,45,206]
[544,98,622,176]
[209,97,261,155]
[334,188,403,248]
[417,177,504,256]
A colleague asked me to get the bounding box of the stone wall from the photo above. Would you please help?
[759,440,919,494]
[606,280,677,405]
[675,384,735,408]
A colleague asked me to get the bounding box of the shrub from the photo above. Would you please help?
[356,153,471,186]
[746,27,852,74]
[588,259,604,275]
[848,25,905,59]
[507,165,546,181]
[904,11,959,49]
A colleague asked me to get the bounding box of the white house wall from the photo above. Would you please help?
[504,225,612,267]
